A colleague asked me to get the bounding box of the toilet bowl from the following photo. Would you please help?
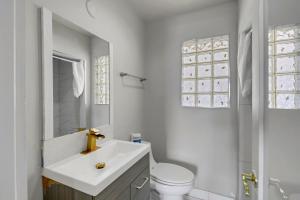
[147,142,194,200]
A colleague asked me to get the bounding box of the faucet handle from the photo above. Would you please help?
[88,128,105,139]
[89,128,100,134]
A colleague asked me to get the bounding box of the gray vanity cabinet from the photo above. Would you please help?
[43,154,150,200]
[130,168,150,200]
[95,154,150,200]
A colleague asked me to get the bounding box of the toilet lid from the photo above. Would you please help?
[151,163,194,185]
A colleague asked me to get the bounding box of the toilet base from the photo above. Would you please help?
[151,189,185,200]
[160,194,185,200]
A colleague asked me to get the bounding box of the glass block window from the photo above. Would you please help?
[181,35,230,108]
[95,56,109,104]
[268,24,300,109]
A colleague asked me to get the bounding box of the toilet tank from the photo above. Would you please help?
[142,141,157,170]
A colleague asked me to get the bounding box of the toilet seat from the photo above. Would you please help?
[151,163,194,186]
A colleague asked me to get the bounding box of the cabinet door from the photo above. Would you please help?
[115,188,130,200]
[44,183,92,200]
[95,155,149,200]
[131,168,150,200]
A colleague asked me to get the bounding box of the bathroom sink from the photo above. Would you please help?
[42,140,150,196]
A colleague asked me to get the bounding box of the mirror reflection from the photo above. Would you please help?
[267,0,300,199]
[267,0,300,109]
[52,16,110,138]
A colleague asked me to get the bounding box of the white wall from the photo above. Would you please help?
[0,0,27,199]
[0,1,19,199]
[267,0,300,198]
[143,2,238,196]
[25,0,145,199]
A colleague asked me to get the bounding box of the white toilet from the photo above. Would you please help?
[147,143,194,200]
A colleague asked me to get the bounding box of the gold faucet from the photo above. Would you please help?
[81,128,105,154]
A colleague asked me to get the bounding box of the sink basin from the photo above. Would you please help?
[42,140,150,196]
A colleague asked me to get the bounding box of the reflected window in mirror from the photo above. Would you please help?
[268,24,300,109]
[95,56,110,105]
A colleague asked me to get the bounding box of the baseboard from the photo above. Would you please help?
[185,188,235,200]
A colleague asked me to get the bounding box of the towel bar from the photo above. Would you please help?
[120,72,147,82]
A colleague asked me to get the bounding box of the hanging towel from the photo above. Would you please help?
[72,60,85,98]
[238,30,252,97]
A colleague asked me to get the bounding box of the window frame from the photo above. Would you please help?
[94,55,110,105]
[268,24,300,109]
[181,34,231,109]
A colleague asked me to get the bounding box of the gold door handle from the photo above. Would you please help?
[242,172,258,197]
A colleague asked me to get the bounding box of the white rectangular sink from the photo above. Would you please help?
[42,140,150,196]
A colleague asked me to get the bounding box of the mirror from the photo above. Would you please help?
[42,10,112,139]
[267,0,300,109]
[266,0,300,199]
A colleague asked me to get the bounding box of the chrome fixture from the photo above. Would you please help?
[53,50,81,63]
[120,72,147,82]
[269,177,289,200]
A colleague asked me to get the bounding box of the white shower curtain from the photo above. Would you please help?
[72,60,85,98]
[238,30,252,97]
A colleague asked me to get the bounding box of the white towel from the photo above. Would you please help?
[72,61,85,98]
[238,30,252,97]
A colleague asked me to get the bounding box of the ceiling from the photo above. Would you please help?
[126,0,235,21]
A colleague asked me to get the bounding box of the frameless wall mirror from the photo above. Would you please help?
[267,0,300,110]
[42,8,112,140]
[267,0,300,199]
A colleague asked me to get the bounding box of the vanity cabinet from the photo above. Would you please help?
[43,154,150,200]
[130,167,150,200]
